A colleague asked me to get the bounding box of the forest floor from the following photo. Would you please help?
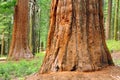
[112,51,120,60]
[26,66,120,80]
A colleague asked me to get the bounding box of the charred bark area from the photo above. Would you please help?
[8,0,33,60]
[39,0,114,73]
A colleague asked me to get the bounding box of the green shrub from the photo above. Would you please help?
[106,40,120,52]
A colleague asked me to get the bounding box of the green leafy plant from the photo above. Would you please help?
[106,40,120,52]
[0,53,45,80]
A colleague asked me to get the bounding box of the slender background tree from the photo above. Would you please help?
[114,0,119,40]
[105,0,112,40]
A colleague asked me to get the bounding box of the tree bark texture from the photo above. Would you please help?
[105,0,112,40]
[39,0,114,73]
[8,0,33,60]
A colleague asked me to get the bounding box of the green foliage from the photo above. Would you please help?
[106,40,120,52]
[0,0,16,14]
[37,0,51,48]
[103,0,108,20]
[0,0,16,27]
[0,53,45,80]
[0,0,16,54]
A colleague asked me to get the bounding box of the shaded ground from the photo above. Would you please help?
[26,66,120,80]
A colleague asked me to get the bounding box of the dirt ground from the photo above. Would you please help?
[112,51,120,61]
[111,51,120,66]
[25,66,120,80]
[25,51,120,80]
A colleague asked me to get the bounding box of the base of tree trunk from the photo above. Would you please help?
[25,66,120,80]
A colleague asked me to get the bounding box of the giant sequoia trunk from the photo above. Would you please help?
[39,0,114,73]
[8,0,33,60]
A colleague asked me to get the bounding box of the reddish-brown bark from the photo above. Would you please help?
[39,0,114,74]
[8,0,33,60]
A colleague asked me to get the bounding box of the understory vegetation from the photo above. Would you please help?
[106,40,120,52]
[0,53,45,80]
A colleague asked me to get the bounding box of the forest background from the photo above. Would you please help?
[0,0,120,80]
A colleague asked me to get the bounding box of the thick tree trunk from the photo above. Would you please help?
[8,0,33,60]
[105,0,112,40]
[39,0,114,73]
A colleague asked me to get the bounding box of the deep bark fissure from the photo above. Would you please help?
[70,0,78,71]
[77,0,83,70]
[60,0,69,71]
[86,0,96,69]
[47,0,59,48]
[39,0,60,73]
[86,0,93,71]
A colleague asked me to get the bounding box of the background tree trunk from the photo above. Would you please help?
[39,0,114,74]
[8,0,33,60]
[29,0,37,55]
[32,0,37,55]
[114,0,119,40]
[38,9,41,53]
[105,0,112,40]
[1,33,5,56]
